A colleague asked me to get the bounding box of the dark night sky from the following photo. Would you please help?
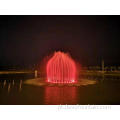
[0,16,120,68]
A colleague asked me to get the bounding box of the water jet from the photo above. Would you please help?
[46,51,77,84]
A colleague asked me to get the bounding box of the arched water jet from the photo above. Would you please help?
[46,51,77,83]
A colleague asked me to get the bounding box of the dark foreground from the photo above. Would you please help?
[0,73,120,105]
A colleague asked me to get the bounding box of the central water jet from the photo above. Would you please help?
[46,51,77,83]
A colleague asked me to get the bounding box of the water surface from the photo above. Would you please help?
[0,74,120,105]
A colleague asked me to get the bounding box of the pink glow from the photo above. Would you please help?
[45,87,78,104]
[46,51,77,83]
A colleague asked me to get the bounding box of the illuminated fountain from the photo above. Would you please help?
[47,51,76,83]
[25,51,96,86]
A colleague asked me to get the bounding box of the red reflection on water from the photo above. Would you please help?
[46,51,77,83]
[44,86,78,105]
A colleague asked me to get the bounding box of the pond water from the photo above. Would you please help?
[0,74,120,105]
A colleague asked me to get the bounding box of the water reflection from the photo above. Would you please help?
[44,86,78,105]
[3,80,6,87]
[19,80,22,92]
[12,80,15,85]
[8,83,11,93]
[0,73,120,105]
[0,80,23,93]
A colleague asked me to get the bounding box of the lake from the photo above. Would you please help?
[0,73,120,105]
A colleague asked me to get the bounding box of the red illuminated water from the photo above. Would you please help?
[45,87,78,105]
[46,51,77,83]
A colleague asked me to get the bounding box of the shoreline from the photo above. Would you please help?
[0,71,33,74]
[0,70,120,77]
